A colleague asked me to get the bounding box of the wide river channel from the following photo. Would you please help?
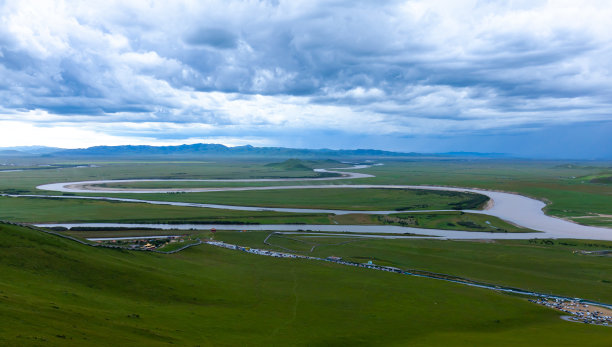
[30,165,612,241]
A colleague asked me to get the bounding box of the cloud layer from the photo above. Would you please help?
[1,0,611,157]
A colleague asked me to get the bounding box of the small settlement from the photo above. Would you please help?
[96,236,187,251]
[529,298,612,326]
[208,241,412,273]
[574,249,612,256]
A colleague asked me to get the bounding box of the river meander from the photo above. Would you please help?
[28,165,612,240]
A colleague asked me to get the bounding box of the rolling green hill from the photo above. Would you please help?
[1,222,611,346]
[264,159,314,171]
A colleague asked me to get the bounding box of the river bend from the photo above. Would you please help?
[29,165,612,240]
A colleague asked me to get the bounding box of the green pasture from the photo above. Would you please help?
[1,222,611,346]
[156,238,201,252]
[376,211,533,233]
[61,228,204,239]
[107,188,489,211]
[0,160,336,195]
[95,180,326,189]
[0,196,531,232]
[101,160,612,226]
[328,212,533,233]
[0,195,330,224]
[357,160,612,226]
[215,230,612,303]
[1,158,611,227]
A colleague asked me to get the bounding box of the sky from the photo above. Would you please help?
[1,0,611,159]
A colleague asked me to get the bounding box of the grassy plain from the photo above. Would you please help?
[0,160,335,194]
[357,160,612,227]
[0,195,331,224]
[2,158,612,345]
[328,212,533,233]
[107,188,489,211]
[0,196,532,232]
[1,158,611,227]
[376,211,532,232]
[215,230,612,303]
[2,222,612,346]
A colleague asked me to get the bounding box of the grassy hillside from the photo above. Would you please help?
[2,222,612,346]
[264,159,314,171]
[215,231,612,303]
[590,175,612,184]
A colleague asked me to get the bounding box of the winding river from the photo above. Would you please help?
[26,164,612,241]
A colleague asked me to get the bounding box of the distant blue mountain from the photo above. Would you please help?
[439,151,509,158]
[0,150,29,156]
[50,143,427,158]
[1,143,509,159]
[0,146,63,155]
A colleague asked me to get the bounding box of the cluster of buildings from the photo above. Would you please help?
[529,298,612,326]
[205,241,319,260]
[205,241,403,274]
[574,249,611,256]
[98,236,185,251]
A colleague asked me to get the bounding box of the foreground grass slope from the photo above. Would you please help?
[216,231,612,303]
[1,223,611,346]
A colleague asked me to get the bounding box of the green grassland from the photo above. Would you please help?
[0,195,533,232]
[2,222,612,346]
[1,158,611,228]
[214,230,612,303]
[61,228,203,239]
[2,157,612,346]
[95,180,322,188]
[156,238,201,252]
[591,175,612,184]
[264,158,351,170]
[107,188,489,211]
[0,195,331,224]
[0,160,337,195]
[328,212,533,233]
[574,170,612,184]
[377,211,531,232]
[96,160,612,227]
[571,216,612,227]
[355,160,612,227]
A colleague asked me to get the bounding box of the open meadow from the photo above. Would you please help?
[2,222,612,346]
[4,2,612,344]
[1,157,612,345]
[2,158,610,226]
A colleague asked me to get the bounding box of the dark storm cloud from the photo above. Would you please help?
[184,28,239,49]
[0,0,611,156]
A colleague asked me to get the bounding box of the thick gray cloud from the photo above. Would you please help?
[0,0,611,157]
[184,28,239,49]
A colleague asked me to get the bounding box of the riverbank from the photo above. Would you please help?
[30,163,612,240]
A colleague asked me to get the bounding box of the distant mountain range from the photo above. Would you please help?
[0,146,64,156]
[0,144,509,159]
